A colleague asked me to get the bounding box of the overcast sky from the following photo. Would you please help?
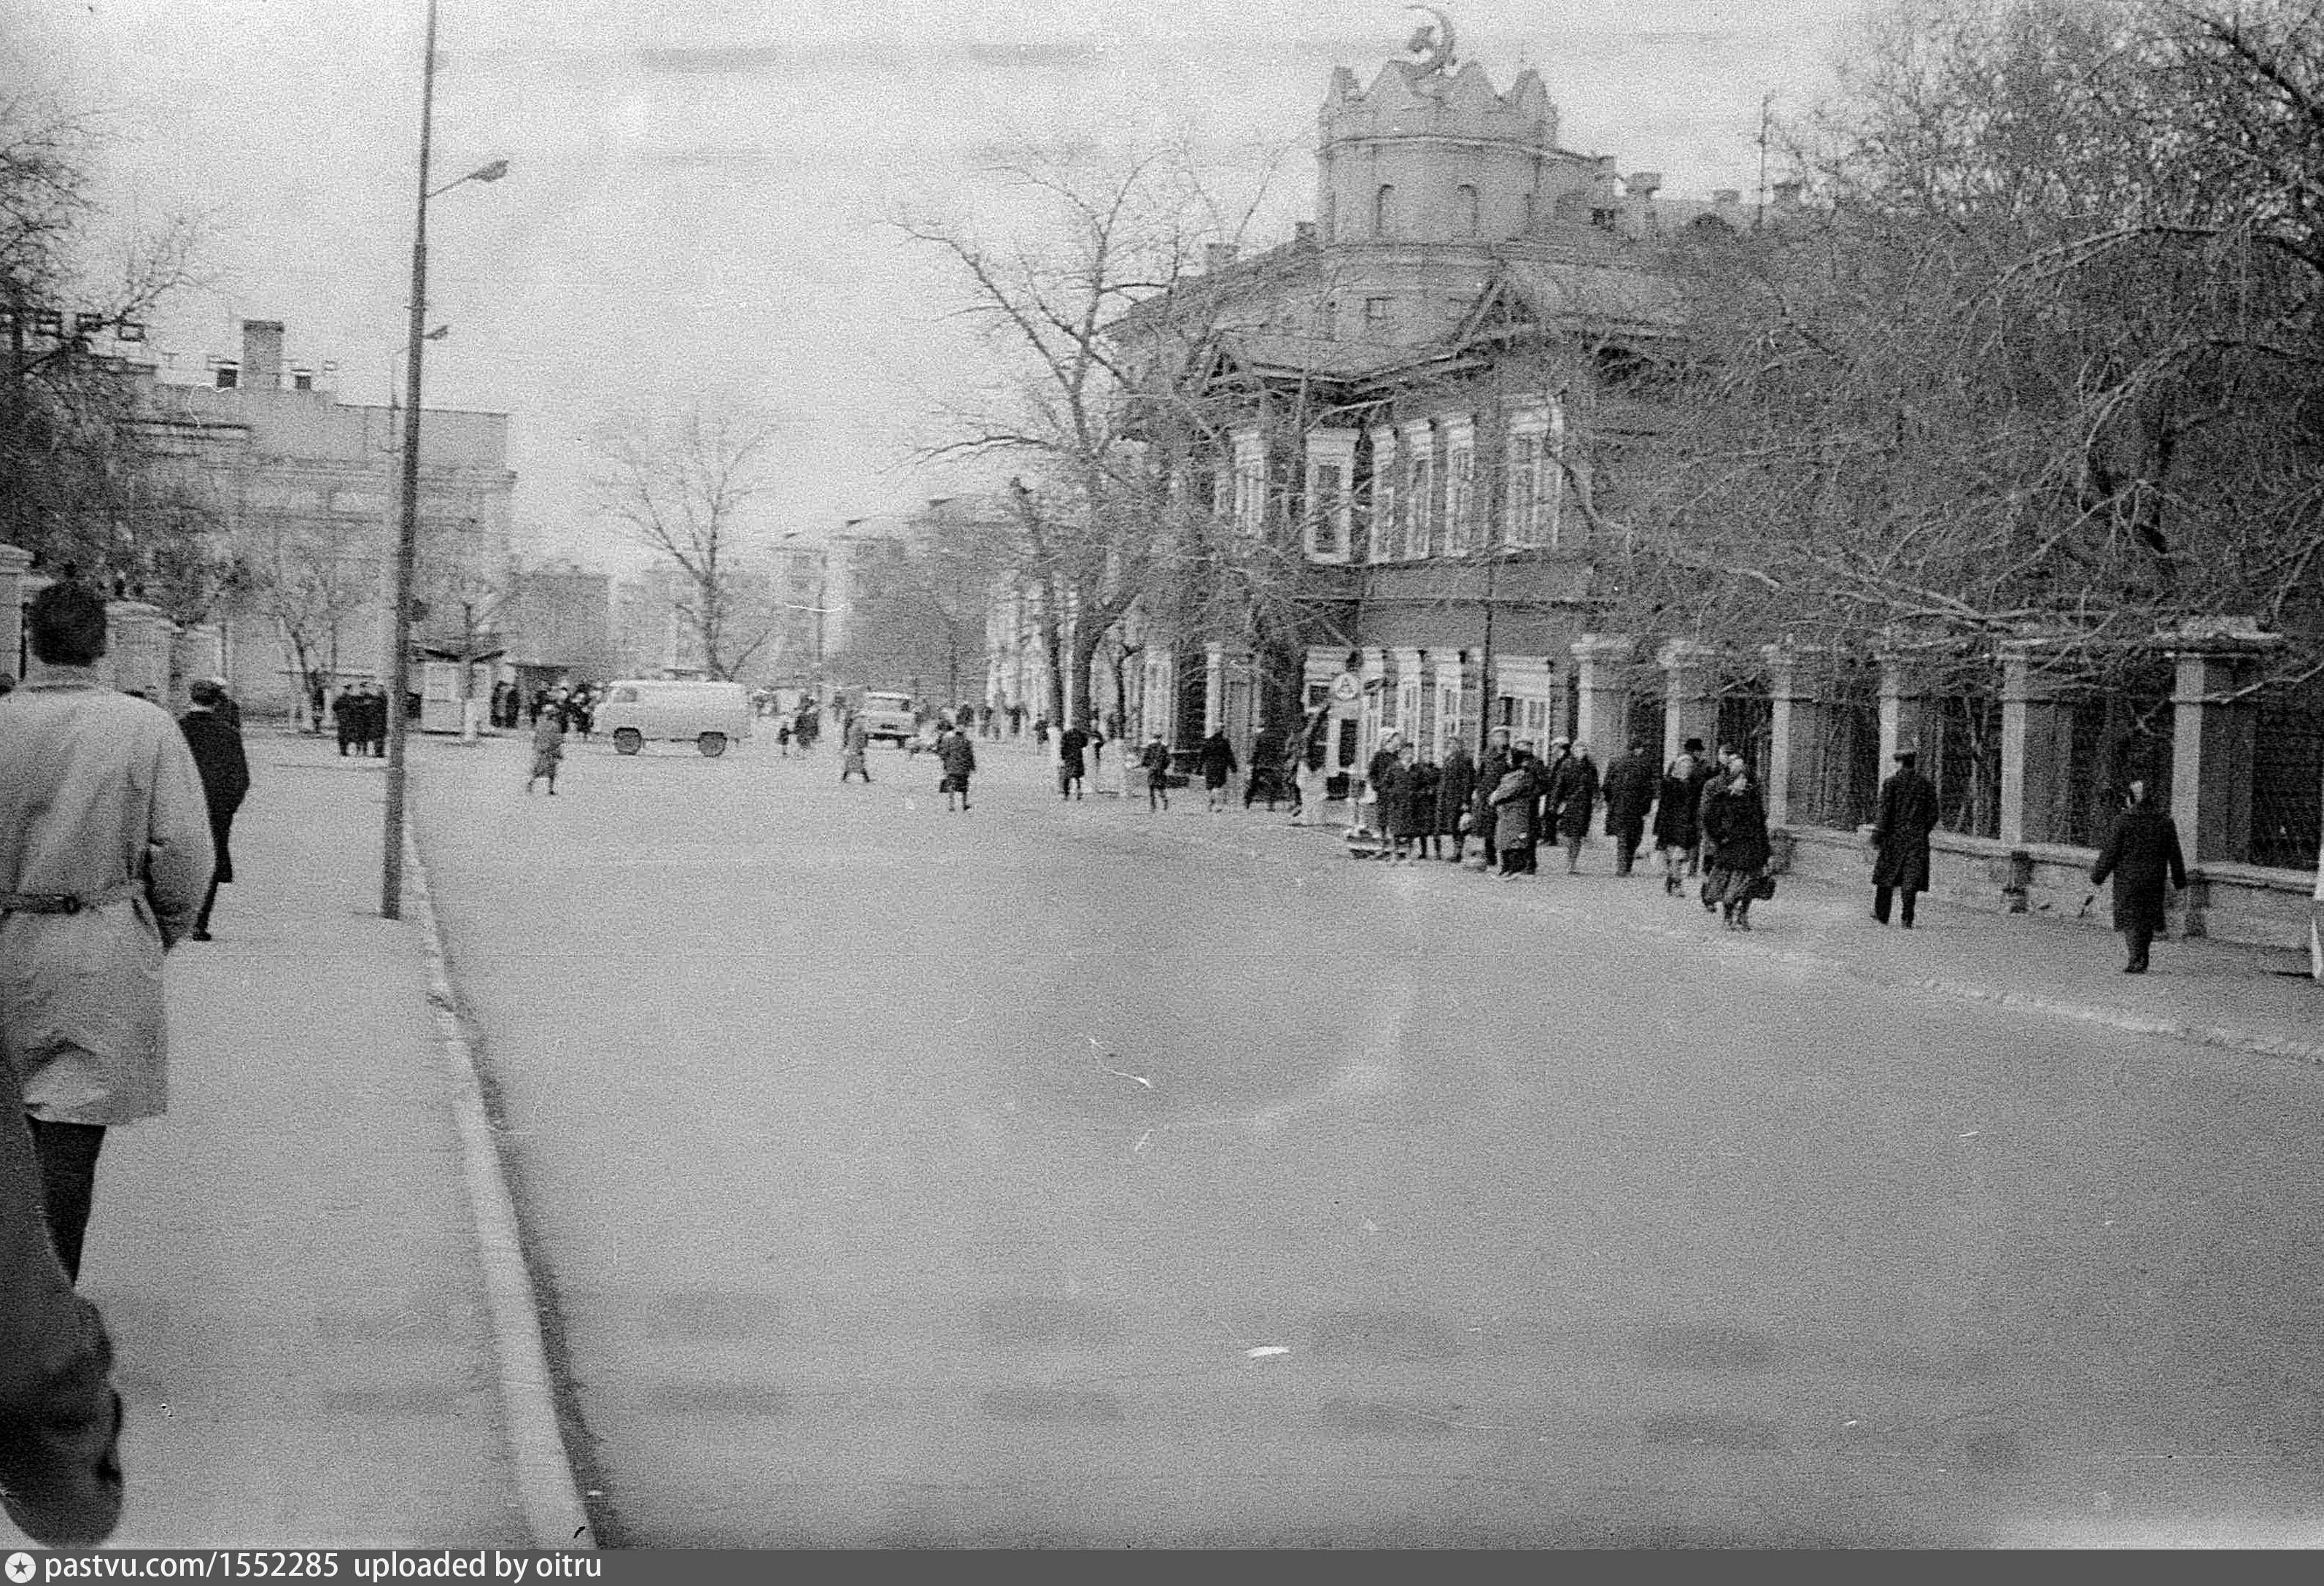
[26,0,1870,573]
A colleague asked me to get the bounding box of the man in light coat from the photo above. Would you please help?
[0,581,213,1285]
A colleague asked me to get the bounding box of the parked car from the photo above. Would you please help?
[595,679,753,757]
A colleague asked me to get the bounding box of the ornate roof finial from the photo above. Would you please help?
[1403,6,1456,77]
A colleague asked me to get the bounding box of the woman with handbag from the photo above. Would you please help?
[1702,759,1771,930]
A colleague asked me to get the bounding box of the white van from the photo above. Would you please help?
[596,679,753,757]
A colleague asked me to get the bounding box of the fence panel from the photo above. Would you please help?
[2251,691,2324,871]
[1802,680,1880,831]
[2059,673,2174,849]
[1718,683,1773,791]
[1932,694,2002,838]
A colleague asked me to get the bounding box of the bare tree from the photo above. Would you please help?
[900,140,1301,727]
[1577,0,2324,703]
[588,402,781,681]
[240,515,373,730]
[1,45,212,578]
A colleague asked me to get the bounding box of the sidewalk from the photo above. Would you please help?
[1317,825,2324,1068]
[1,732,535,1550]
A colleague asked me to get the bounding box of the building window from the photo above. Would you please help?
[1231,429,1266,537]
[1456,183,1480,237]
[1375,184,1396,238]
[1367,430,1398,563]
[1446,437,1473,554]
[1363,296,1392,337]
[1506,406,1564,549]
[1590,206,1619,231]
[1405,444,1434,560]
[1304,432,1356,563]
[1310,463,1346,558]
[1322,192,1336,245]
[214,363,239,390]
[1316,296,1339,340]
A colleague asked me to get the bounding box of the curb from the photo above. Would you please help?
[1608,897,2324,1071]
[400,822,600,1550]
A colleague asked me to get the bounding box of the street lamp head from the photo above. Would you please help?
[470,159,510,184]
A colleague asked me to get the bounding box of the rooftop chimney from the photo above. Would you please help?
[240,320,285,392]
[1203,242,1239,274]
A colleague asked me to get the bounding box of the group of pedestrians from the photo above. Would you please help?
[0,581,243,1547]
[1345,730,1781,929]
[330,681,391,757]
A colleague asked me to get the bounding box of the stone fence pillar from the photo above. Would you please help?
[1657,639,1719,767]
[1878,651,1933,769]
[106,601,176,700]
[2166,625,2284,865]
[173,623,224,712]
[1999,642,2074,846]
[0,544,30,681]
[1762,643,1835,832]
[1570,633,1634,767]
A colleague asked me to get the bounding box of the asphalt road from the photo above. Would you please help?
[411,728,2324,1547]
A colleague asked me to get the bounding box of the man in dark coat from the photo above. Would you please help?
[332,685,360,756]
[1198,727,1238,813]
[179,681,251,943]
[0,1046,125,1548]
[1549,742,1600,874]
[2089,779,2187,973]
[1601,740,1657,876]
[1435,740,1476,864]
[365,683,389,756]
[1870,748,1940,928]
[1058,722,1090,800]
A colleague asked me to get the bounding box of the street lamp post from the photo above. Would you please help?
[381,0,504,921]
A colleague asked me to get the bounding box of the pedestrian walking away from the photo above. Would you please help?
[527,709,565,795]
[840,713,872,783]
[0,1043,126,1547]
[178,679,252,942]
[1654,738,1707,895]
[1139,732,1173,811]
[1198,727,1238,813]
[1870,748,1940,928]
[1601,739,1657,876]
[2088,778,2187,973]
[0,579,214,1287]
[937,722,977,811]
[1058,722,1089,800]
